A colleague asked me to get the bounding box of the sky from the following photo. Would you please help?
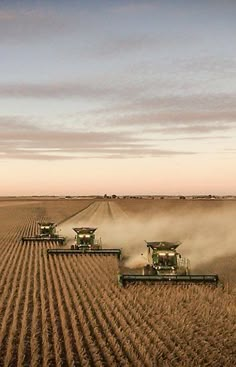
[1,0,236,196]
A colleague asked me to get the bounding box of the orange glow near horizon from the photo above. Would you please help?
[2,154,236,196]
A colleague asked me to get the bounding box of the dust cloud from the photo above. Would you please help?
[96,202,236,272]
[57,201,236,275]
[56,222,77,246]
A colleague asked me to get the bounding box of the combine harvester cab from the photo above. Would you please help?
[47,227,121,259]
[72,227,101,250]
[21,222,66,245]
[118,241,218,287]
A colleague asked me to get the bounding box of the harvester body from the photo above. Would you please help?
[21,222,65,244]
[47,226,121,258]
[72,227,101,250]
[143,241,190,276]
[119,241,218,287]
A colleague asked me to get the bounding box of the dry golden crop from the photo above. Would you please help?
[0,198,235,366]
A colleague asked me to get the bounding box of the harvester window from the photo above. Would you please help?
[158,257,165,266]
[158,254,176,266]
[168,257,176,266]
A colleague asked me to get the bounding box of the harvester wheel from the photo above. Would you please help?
[150,267,157,275]
[143,265,152,275]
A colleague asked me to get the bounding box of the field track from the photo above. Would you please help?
[0,199,236,366]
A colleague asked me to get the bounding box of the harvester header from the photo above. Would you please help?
[118,274,219,287]
[47,248,122,259]
[21,222,65,244]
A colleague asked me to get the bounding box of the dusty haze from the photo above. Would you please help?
[57,200,236,284]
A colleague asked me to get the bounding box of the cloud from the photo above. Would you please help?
[88,93,236,134]
[111,111,236,126]
[0,82,114,99]
[0,116,195,160]
[85,92,236,118]
[89,35,158,57]
[111,1,159,14]
[184,57,236,74]
[100,110,236,136]
[0,80,145,100]
[149,135,231,141]
[0,8,67,43]
[146,122,236,135]
[137,94,236,112]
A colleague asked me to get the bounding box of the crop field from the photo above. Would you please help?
[0,198,236,366]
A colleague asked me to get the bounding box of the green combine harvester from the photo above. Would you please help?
[21,222,65,245]
[118,241,219,287]
[47,227,122,259]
